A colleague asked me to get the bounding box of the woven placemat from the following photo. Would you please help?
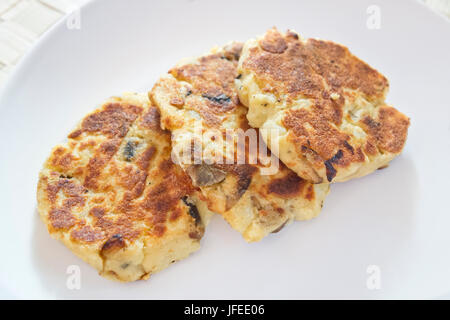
[0,0,85,85]
[0,0,448,87]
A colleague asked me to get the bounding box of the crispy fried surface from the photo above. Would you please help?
[151,45,329,242]
[216,149,330,242]
[237,28,410,183]
[37,93,212,282]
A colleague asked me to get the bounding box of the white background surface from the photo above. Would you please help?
[0,0,89,85]
[0,0,449,299]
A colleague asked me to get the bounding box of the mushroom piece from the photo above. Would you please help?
[186,164,227,187]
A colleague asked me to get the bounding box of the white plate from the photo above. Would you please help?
[0,0,449,299]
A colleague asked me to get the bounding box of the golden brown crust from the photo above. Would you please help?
[282,107,366,182]
[68,103,142,139]
[38,94,209,281]
[150,43,260,210]
[238,28,410,183]
[155,44,243,130]
[151,44,330,241]
[244,28,388,102]
[71,225,105,243]
[42,104,199,241]
[267,170,308,199]
[169,50,241,114]
[259,28,288,54]
[360,105,410,154]
[140,107,166,133]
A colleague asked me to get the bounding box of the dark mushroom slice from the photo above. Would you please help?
[186,164,227,187]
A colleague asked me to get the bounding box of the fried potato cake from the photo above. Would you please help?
[37,93,212,282]
[150,45,329,242]
[236,28,410,183]
[219,158,330,242]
